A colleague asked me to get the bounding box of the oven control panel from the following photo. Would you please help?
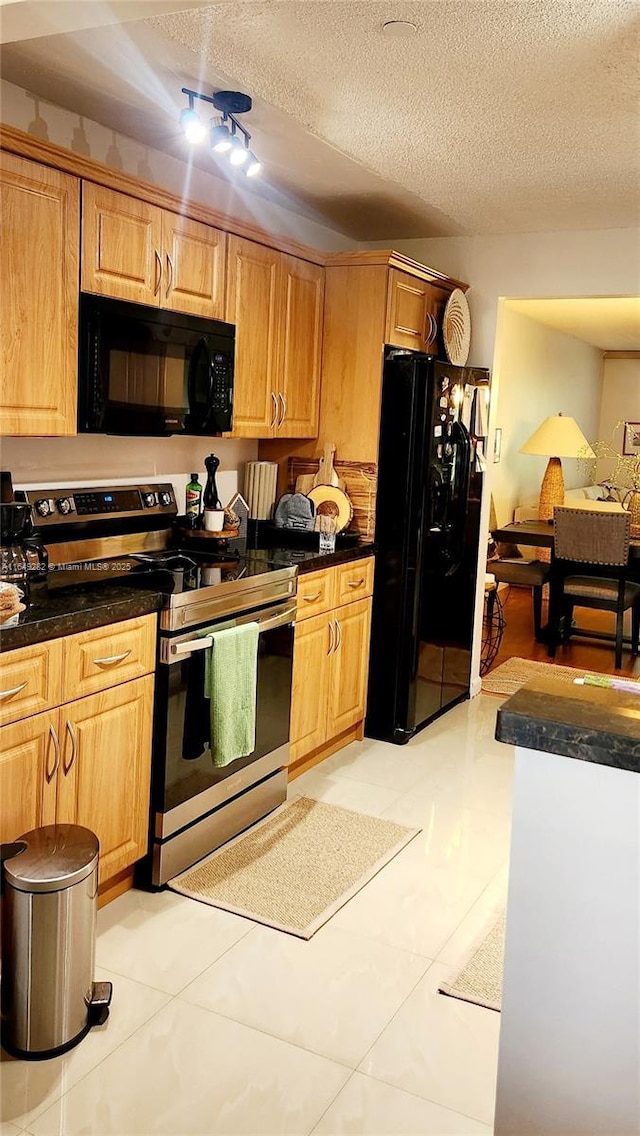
[18,483,178,525]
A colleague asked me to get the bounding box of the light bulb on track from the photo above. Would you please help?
[180,107,206,144]
[245,151,261,177]
[211,123,232,152]
[229,137,248,166]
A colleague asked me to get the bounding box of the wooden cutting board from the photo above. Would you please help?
[314,443,344,489]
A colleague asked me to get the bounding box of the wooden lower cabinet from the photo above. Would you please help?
[0,675,153,884]
[326,599,372,739]
[0,710,58,844]
[57,677,154,883]
[290,594,372,770]
[290,613,333,762]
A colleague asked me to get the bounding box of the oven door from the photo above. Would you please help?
[152,600,295,843]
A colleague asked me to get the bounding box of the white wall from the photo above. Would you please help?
[0,435,257,514]
[372,229,640,369]
[491,308,603,525]
[596,358,640,483]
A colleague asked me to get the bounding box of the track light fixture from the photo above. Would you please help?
[179,88,261,177]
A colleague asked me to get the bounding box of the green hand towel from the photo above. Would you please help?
[203,622,259,767]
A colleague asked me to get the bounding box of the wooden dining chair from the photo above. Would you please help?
[548,507,640,668]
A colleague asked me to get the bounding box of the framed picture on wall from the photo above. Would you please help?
[493,427,502,463]
[623,422,640,455]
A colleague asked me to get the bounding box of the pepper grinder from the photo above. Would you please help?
[203,454,224,532]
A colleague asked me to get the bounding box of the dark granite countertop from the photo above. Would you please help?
[496,675,640,774]
[0,583,163,652]
[0,545,375,652]
[251,543,375,575]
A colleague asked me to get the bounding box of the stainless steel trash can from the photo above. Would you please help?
[1,824,112,1060]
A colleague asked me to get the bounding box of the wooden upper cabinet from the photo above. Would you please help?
[386,269,432,350]
[82,185,227,317]
[162,213,226,319]
[277,256,323,438]
[82,183,162,305]
[226,235,281,437]
[0,152,79,436]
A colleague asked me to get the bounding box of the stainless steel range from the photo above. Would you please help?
[19,483,297,885]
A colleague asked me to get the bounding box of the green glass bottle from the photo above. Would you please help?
[185,473,202,518]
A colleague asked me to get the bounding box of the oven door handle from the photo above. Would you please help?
[165,603,297,659]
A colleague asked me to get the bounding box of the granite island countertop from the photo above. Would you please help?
[495,674,640,774]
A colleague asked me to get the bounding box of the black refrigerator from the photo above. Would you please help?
[366,349,490,745]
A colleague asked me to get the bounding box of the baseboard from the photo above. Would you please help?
[288,722,363,780]
[470,675,483,697]
[98,867,134,908]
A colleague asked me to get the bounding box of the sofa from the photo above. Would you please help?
[513,484,626,523]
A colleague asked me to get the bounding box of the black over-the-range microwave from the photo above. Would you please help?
[78,293,235,436]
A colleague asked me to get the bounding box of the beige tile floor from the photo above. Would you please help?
[1,693,511,1136]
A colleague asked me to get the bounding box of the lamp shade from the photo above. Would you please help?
[519,414,595,460]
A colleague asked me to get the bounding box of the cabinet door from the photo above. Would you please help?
[277,256,323,438]
[327,598,372,739]
[0,152,79,436]
[289,613,332,764]
[162,212,226,319]
[82,183,163,305]
[226,236,280,437]
[57,677,153,882]
[386,269,431,350]
[0,709,59,843]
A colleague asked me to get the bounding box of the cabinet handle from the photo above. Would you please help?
[270,391,278,429]
[303,591,322,603]
[335,619,342,652]
[0,680,28,700]
[347,579,364,589]
[154,249,163,296]
[63,719,77,776]
[92,650,131,667]
[327,620,335,655]
[278,393,286,428]
[46,724,60,784]
[166,252,174,295]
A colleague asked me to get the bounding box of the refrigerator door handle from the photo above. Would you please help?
[443,419,472,577]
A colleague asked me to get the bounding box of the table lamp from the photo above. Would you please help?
[520,414,595,522]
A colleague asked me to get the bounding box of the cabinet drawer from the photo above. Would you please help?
[0,639,63,727]
[63,614,156,699]
[335,557,374,605]
[296,569,335,621]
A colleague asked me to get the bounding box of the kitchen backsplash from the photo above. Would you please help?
[2,435,258,514]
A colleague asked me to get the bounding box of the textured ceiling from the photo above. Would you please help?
[2,1,638,239]
[506,297,640,351]
[149,0,640,237]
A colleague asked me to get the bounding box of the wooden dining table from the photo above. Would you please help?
[490,519,640,648]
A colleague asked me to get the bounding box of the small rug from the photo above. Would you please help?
[439,912,505,1012]
[169,796,420,939]
[481,656,589,697]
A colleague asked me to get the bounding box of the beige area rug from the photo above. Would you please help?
[439,912,505,1012]
[169,796,420,939]
[481,656,590,697]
